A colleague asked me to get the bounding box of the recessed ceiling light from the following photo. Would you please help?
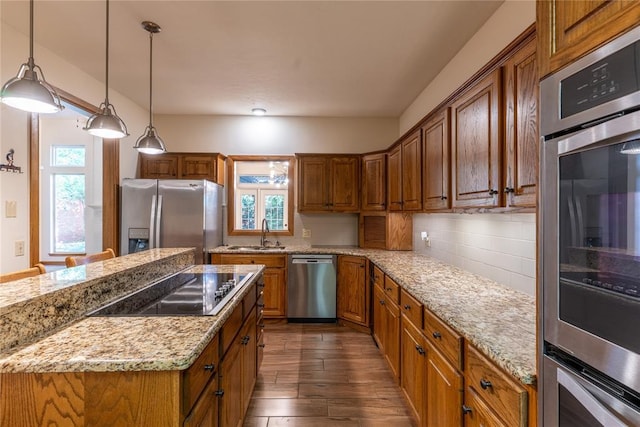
[252,108,266,116]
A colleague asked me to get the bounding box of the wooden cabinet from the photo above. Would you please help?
[422,108,450,211]
[358,212,412,250]
[297,154,360,212]
[503,37,538,208]
[361,152,386,211]
[400,298,427,426]
[537,0,640,78]
[371,270,401,382]
[463,387,508,427]
[426,340,463,427]
[183,375,219,427]
[337,255,368,327]
[388,130,422,211]
[450,69,501,208]
[211,254,287,318]
[219,332,244,427]
[372,278,385,350]
[138,152,226,184]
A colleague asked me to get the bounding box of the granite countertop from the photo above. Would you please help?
[211,245,537,385]
[0,263,264,373]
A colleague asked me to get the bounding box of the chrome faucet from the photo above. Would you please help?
[260,218,270,247]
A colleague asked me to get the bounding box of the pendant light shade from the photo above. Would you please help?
[134,21,165,155]
[0,0,63,114]
[84,0,128,139]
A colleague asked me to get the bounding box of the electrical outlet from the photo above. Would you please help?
[302,228,312,238]
[15,240,24,257]
[420,231,430,248]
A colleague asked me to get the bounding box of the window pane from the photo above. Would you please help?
[265,195,285,230]
[52,146,85,167]
[53,174,85,253]
[241,194,256,230]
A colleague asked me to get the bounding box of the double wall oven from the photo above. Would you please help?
[541,25,640,426]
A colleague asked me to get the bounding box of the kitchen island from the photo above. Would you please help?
[0,248,265,427]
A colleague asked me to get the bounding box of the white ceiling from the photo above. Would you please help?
[1,0,503,117]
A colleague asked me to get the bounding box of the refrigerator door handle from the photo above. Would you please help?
[156,195,163,248]
[149,195,157,249]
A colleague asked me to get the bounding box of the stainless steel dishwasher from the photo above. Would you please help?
[287,254,337,322]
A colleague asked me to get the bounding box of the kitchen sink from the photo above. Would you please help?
[226,245,286,251]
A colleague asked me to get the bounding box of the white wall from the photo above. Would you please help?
[400,0,536,295]
[0,22,148,273]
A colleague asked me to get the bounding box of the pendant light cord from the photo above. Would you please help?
[105,0,110,104]
[28,0,34,64]
[149,30,154,127]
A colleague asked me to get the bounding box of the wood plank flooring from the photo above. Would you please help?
[244,322,416,427]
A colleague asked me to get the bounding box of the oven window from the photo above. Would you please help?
[559,141,640,352]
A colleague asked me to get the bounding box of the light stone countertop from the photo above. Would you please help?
[211,245,537,385]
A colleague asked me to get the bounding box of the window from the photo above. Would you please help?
[227,156,294,236]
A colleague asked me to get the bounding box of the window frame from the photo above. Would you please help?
[227,155,295,236]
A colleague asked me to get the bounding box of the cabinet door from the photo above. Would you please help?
[504,37,537,208]
[262,268,286,318]
[180,155,218,181]
[241,308,257,415]
[387,144,403,211]
[426,342,463,427]
[400,317,427,426]
[298,156,329,211]
[401,130,423,211]
[372,283,386,350]
[337,255,368,326]
[384,297,401,382]
[451,69,501,208]
[422,109,450,211]
[219,338,243,427]
[139,154,179,178]
[183,376,219,427]
[361,153,386,211]
[463,387,508,427]
[537,1,640,78]
[330,157,360,211]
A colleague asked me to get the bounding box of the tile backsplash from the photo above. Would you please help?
[413,213,536,296]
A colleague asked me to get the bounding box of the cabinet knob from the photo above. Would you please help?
[415,345,425,355]
[257,303,265,308]
[440,195,447,200]
[488,189,499,195]
[432,331,442,339]
[215,390,225,397]
[379,299,385,305]
[403,304,411,310]
[258,344,266,348]
[203,364,215,372]
[504,187,515,193]
[462,405,472,415]
[480,378,492,390]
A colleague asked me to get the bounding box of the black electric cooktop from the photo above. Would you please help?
[90,271,253,317]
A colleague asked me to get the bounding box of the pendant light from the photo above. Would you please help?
[84,0,128,139]
[0,0,64,114]
[134,21,166,154]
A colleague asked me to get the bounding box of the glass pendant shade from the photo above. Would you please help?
[0,0,63,114]
[621,139,640,155]
[134,125,165,154]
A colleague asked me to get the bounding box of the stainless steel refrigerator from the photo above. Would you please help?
[120,179,222,263]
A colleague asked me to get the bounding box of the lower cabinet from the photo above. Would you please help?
[425,340,463,427]
[184,374,219,427]
[337,255,369,326]
[400,316,427,425]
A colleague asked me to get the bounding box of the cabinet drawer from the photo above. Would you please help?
[465,344,528,427]
[183,335,219,414]
[383,276,400,305]
[217,254,286,268]
[372,265,384,290]
[243,282,257,318]
[423,308,463,370]
[464,386,508,427]
[221,303,243,357]
[400,289,423,329]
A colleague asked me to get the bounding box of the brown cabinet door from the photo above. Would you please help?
[538,1,640,78]
[451,69,501,208]
[337,255,368,326]
[400,317,427,425]
[241,308,257,415]
[387,144,403,211]
[384,297,401,382]
[401,130,423,211]
[426,341,463,427]
[262,267,286,317]
[463,387,508,427]
[219,337,243,427]
[372,283,386,350]
[139,154,179,179]
[504,37,538,209]
[180,155,218,181]
[422,108,450,211]
[330,156,360,211]
[183,376,219,427]
[298,156,329,212]
[361,153,386,211]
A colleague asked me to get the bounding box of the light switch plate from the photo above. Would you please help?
[15,240,24,257]
[5,200,17,218]
[302,228,312,238]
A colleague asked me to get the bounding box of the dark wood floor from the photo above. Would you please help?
[243,322,416,427]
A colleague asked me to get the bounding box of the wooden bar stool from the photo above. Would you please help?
[65,248,116,268]
[0,264,46,283]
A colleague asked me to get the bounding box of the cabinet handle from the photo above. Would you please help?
[257,303,265,308]
[440,195,447,200]
[432,331,442,339]
[258,344,266,348]
[488,189,499,195]
[203,364,215,372]
[258,283,265,288]
[250,260,255,264]
[215,390,225,397]
[462,405,472,415]
[480,378,492,390]
[379,300,385,305]
[403,304,411,310]
[415,345,425,355]
[360,264,365,268]
[504,187,514,193]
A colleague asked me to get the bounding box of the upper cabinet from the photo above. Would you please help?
[297,154,360,212]
[450,69,502,209]
[388,130,422,211]
[538,0,640,77]
[504,37,538,208]
[361,152,386,211]
[138,152,226,184]
[422,108,450,211]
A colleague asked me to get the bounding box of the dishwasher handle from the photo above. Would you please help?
[292,259,334,264]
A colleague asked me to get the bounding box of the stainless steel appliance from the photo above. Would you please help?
[287,254,336,322]
[120,179,222,264]
[541,24,640,426]
[90,270,254,317]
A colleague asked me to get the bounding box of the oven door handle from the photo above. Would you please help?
[558,369,638,426]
